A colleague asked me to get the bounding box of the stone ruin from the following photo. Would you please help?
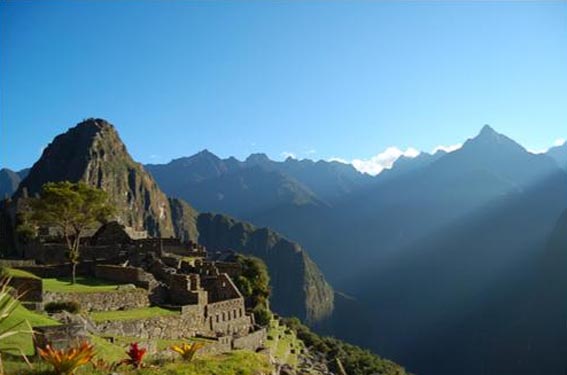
[7,221,266,355]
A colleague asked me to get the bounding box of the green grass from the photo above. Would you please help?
[4,347,273,375]
[89,335,129,362]
[266,319,303,367]
[107,335,214,352]
[43,277,126,293]
[90,306,179,322]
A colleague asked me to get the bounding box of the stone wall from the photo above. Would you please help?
[0,259,36,267]
[21,243,122,264]
[34,323,90,352]
[16,262,95,278]
[205,298,250,335]
[215,262,242,279]
[233,328,267,351]
[43,289,149,312]
[168,274,207,306]
[95,313,205,340]
[9,276,42,302]
[94,265,149,288]
[201,273,241,302]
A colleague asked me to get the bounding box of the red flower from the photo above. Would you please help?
[121,342,147,369]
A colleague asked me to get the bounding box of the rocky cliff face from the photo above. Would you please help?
[12,118,334,324]
[196,213,334,323]
[15,119,174,237]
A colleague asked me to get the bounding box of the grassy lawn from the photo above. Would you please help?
[43,277,126,293]
[90,306,179,322]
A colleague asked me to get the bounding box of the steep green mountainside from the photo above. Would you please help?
[6,119,333,325]
[195,213,333,323]
[168,197,334,323]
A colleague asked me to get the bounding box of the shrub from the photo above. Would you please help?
[38,341,95,375]
[44,301,81,314]
[253,306,271,327]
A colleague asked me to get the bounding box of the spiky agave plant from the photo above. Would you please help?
[170,341,205,362]
[38,342,95,375]
[0,276,33,373]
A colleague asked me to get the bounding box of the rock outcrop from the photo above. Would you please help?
[15,119,174,237]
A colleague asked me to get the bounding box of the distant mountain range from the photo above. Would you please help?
[3,122,567,374]
[140,125,567,374]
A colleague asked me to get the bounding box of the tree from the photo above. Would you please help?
[30,182,114,283]
[233,255,271,326]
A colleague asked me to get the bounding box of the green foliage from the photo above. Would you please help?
[0,267,39,280]
[28,182,114,283]
[233,255,271,326]
[0,277,34,372]
[252,305,271,327]
[44,301,81,314]
[281,317,409,375]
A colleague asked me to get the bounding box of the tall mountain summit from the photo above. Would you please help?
[9,118,334,324]
[16,119,175,237]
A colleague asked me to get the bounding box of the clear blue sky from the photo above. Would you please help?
[1,1,566,170]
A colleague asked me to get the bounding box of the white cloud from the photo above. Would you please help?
[553,138,566,147]
[351,147,420,176]
[528,138,566,154]
[281,151,296,160]
[432,143,462,154]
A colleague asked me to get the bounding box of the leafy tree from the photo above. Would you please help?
[29,182,114,283]
[233,255,271,325]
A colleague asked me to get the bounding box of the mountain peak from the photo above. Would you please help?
[194,149,218,159]
[480,124,495,133]
[245,153,271,164]
[465,124,523,152]
[477,124,499,139]
[15,119,175,236]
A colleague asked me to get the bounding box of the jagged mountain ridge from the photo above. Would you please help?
[145,149,373,220]
[10,119,334,323]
